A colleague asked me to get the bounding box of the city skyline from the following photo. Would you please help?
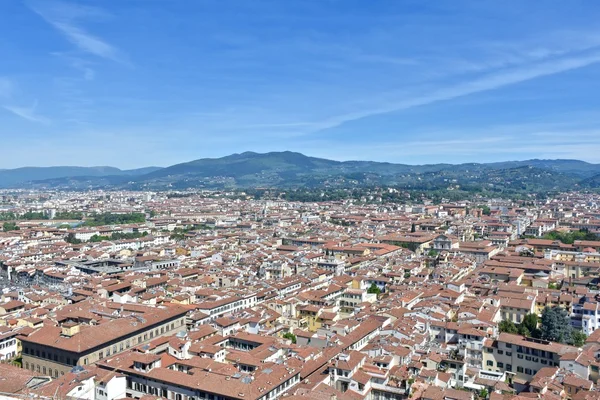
[2,1,600,168]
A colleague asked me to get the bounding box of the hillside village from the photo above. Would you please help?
[1,190,600,400]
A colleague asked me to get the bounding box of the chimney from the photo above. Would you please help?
[61,322,81,337]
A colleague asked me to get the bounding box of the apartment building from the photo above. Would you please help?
[0,328,20,361]
[19,304,188,376]
[196,294,258,321]
[483,333,578,381]
[97,351,301,400]
[572,301,600,336]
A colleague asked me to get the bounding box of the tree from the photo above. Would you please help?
[517,325,530,337]
[2,222,19,231]
[548,282,559,290]
[83,212,145,227]
[543,229,599,245]
[498,320,518,334]
[541,306,572,343]
[65,233,82,244]
[479,388,488,399]
[282,332,296,344]
[367,283,381,295]
[571,330,587,347]
[521,313,539,336]
[406,377,415,394]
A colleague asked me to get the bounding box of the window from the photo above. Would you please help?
[486,361,493,366]
[506,352,512,356]
[497,350,503,355]
[506,364,512,371]
[525,368,532,375]
[517,366,523,373]
[497,362,504,368]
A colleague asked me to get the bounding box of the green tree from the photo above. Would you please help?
[571,330,587,347]
[65,233,82,244]
[2,222,19,231]
[541,306,572,343]
[54,211,84,220]
[521,313,539,335]
[548,282,559,290]
[83,212,145,227]
[282,332,296,344]
[517,325,530,337]
[479,388,488,399]
[21,211,48,220]
[543,229,599,245]
[367,283,381,295]
[498,320,518,334]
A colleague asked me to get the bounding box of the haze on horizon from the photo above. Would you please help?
[2,0,600,169]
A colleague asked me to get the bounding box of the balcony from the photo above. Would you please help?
[371,383,406,395]
[459,341,483,351]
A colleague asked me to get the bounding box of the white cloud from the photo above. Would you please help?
[28,1,129,65]
[309,49,600,133]
[3,101,50,124]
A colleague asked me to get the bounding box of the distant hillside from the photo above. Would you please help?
[2,151,600,191]
[137,151,600,190]
[0,166,163,188]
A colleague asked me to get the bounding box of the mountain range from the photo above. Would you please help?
[1,151,600,192]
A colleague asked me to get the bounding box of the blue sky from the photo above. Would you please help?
[2,0,600,168]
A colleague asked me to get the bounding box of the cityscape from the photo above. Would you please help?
[0,187,599,400]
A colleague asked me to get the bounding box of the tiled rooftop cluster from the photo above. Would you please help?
[1,190,600,400]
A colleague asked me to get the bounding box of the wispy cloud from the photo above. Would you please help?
[28,1,130,65]
[295,120,600,163]
[3,101,50,124]
[305,49,600,133]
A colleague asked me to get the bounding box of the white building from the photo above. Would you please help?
[0,329,19,361]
